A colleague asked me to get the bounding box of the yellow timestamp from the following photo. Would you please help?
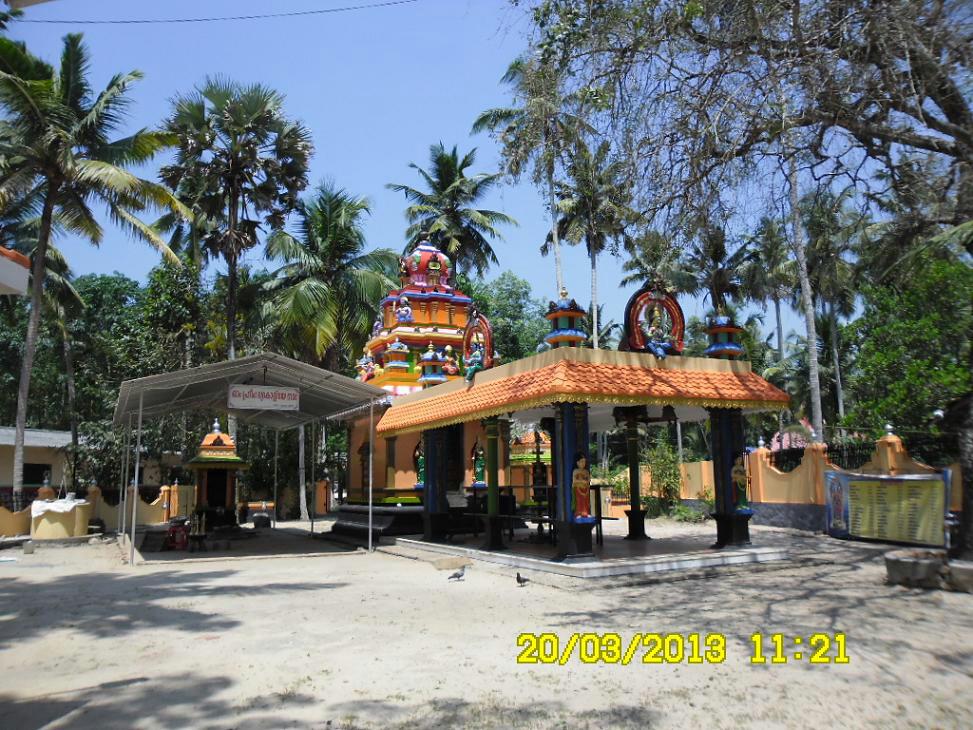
[750,633,850,664]
[516,632,727,665]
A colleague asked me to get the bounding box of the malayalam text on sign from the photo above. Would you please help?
[228,384,300,411]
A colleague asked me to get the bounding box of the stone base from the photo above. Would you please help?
[947,560,973,593]
[712,511,752,548]
[885,549,947,589]
[556,520,596,562]
[481,515,506,551]
[423,512,450,542]
[623,508,650,540]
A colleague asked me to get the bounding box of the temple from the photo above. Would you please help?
[336,254,790,559]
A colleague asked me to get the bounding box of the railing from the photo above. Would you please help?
[825,440,876,470]
[0,486,41,512]
[767,447,807,473]
[901,432,960,468]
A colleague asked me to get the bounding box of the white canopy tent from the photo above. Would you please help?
[112,352,385,564]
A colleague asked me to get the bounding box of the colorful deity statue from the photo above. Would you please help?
[572,453,592,518]
[416,450,425,487]
[442,344,459,375]
[644,305,677,359]
[356,348,377,381]
[472,442,486,486]
[732,456,750,511]
[464,343,485,382]
[395,296,414,324]
[371,315,383,337]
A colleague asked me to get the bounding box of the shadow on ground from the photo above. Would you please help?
[0,675,660,730]
[0,569,348,650]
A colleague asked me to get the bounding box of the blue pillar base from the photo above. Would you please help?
[556,519,596,561]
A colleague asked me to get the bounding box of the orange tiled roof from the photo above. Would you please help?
[0,247,30,269]
[377,352,789,436]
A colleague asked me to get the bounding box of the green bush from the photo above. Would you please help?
[670,501,709,523]
[643,437,682,507]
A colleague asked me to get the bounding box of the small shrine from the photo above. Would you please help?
[187,419,249,528]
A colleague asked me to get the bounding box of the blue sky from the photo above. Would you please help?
[8,0,797,341]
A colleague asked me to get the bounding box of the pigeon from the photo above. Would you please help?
[448,565,466,582]
[516,572,530,587]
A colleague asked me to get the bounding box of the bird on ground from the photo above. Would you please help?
[516,572,530,587]
[448,566,466,582]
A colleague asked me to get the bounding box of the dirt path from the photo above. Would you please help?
[1,526,971,729]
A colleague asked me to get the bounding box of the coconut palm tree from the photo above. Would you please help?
[161,77,313,361]
[800,191,862,422]
[265,182,398,371]
[743,216,795,362]
[0,34,188,503]
[472,56,590,292]
[620,229,679,288]
[548,138,635,348]
[386,143,516,276]
[671,226,751,312]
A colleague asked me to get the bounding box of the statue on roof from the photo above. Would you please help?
[464,342,485,382]
[395,295,414,324]
[442,344,459,375]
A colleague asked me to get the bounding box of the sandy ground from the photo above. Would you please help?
[1,521,972,730]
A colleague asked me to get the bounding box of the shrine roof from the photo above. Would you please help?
[376,348,789,436]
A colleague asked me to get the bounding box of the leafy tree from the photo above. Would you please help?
[161,77,313,361]
[458,271,548,361]
[265,182,398,371]
[472,56,589,292]
[848,260,972,436]
[0,33,186,500]
[387,143,516,276]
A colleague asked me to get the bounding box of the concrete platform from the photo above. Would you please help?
[389,533,788,578]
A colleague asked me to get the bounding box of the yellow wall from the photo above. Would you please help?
[680,461,714,500]
[31,502,91,539]
[746,436,963,509]
[0,445,66,486]
[0,505,30,536]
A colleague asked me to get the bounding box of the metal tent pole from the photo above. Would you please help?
[310,420,316,536]
[368,399,375,552]
[128,393,143,566]
[119,414,132,538]
[273,430,279,529]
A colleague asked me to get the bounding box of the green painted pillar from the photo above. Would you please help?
[484,416,503,549]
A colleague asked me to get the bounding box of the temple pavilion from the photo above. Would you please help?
[337,246,790,560]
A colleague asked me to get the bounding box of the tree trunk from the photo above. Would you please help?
[787,155,824,441]
[829,304,846,427]
[227,250,238,361]
[960,357,973,558]
[298,424,309,521]
[547,159,565,293]
[590,246,599,348]
[226,250,238,439]
[773,295,784,361]
[774,295,785,446]
[13,193,55,509]
[62,328,78,491]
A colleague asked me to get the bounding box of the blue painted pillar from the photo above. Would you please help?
[709,408,751,547]
[557,402,577,523]
[422,428,441,540]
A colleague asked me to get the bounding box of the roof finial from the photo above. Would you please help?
[213,418,221,434]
